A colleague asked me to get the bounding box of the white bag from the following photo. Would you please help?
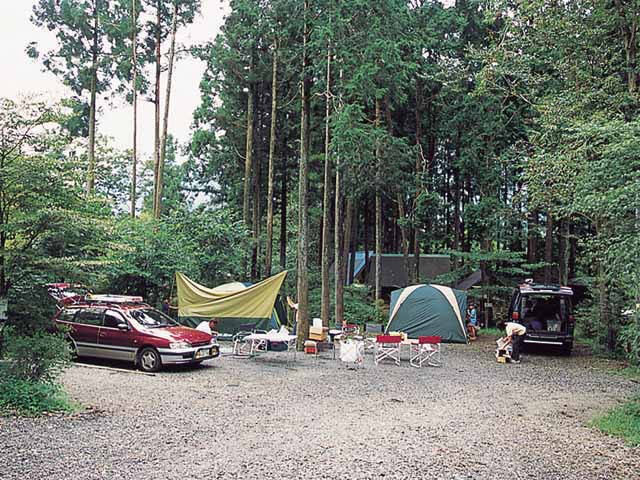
[340,339,364,363]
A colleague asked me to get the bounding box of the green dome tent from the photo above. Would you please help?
[386,285,468,343]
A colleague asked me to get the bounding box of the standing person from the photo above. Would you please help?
[466,303,478,340]
[498,320,527,363]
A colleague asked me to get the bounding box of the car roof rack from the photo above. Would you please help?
[85,294,146,304]
[518,283,573,295]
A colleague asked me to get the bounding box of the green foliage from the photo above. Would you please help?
[343,284,385,326]
[0,378,76,416]
[0,327,71,384]
[0,326,75,416]
[619,314,640,366]
[591,397,640,447]
[103,208,249,305]
[6,284,58,335]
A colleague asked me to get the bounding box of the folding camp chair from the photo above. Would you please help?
[232,323,267,356]
[342,323,360,336]
[374,335,402,366]
[410,336,442,368]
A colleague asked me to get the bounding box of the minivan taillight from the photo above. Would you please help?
[512,311,520,320]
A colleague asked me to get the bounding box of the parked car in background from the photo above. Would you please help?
[507,281,575,355]
[54,294,219,372]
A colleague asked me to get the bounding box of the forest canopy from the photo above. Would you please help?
[3,0,639,363]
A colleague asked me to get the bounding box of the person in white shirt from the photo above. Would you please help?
[196,318,219,338]
[498,321,527,363]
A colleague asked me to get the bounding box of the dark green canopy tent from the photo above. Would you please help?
[386,285,468,343]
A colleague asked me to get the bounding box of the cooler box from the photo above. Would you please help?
[304,340,317,354]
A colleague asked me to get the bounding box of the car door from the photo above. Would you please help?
[70,307,103,358]
[98,309,137,362]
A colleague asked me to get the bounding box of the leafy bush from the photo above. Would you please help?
[1,327,71,384]
[619,317,640,366]
[343,284,385,326]
[0,378,76,416]
[6,283,58,335]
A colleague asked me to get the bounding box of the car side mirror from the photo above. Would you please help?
[117,323,130,331]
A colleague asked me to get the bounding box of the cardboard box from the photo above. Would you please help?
[309,326,327,341]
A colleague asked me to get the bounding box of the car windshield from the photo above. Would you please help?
[127,308,178,328]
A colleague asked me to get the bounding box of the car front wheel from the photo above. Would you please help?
[139,347,162,372]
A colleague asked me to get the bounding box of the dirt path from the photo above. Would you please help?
[1,338,638,479]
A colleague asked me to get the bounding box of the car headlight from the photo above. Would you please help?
[169,341,191,350]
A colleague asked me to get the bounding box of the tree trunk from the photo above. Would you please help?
[413,82,422,283]
[152,0,161,215]
[321,42,332,327]
[375,97,382,302]
[364,197,370,266]
[279,152,287,270]
[527,210,538,264]
[348,206,358,284]
[544,211,554,283]
[452,156,461,269]
[265,41,278,277]
[559,219,570,285]
[396,193,410,285]
[86,1,99,196]
[613,0,638,95]
[334,173,344,326]
[243,84,255,230]
[251,131,261,281]
[155,3,178,219]
[130,0,138,218]
[464,175,472,253]
[336,197,353,324]
[343,198,354,271]
[296,0,310,349]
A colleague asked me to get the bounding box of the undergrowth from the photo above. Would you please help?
[591,397,640,446]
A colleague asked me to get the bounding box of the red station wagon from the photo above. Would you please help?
[54,294,219,372]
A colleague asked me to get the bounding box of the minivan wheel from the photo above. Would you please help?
[139,347,162,372]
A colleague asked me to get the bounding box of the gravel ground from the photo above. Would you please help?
[1,338,639,480]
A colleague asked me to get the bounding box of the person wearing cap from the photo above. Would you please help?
[498,320,526,363]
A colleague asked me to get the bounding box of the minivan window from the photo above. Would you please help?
[74,308,103,326]
[127,308,177,328]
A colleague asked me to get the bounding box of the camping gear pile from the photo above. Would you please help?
[495,337,512,363]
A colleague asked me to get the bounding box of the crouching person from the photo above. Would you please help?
[498,320,526,363]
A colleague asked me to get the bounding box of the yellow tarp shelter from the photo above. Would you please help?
[176,270,287,319]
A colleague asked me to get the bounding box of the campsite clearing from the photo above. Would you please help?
[1,338,638,480]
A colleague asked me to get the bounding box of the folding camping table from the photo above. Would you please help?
[232,329,297,357]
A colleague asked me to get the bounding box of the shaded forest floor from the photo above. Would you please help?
[1,338,639,480]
